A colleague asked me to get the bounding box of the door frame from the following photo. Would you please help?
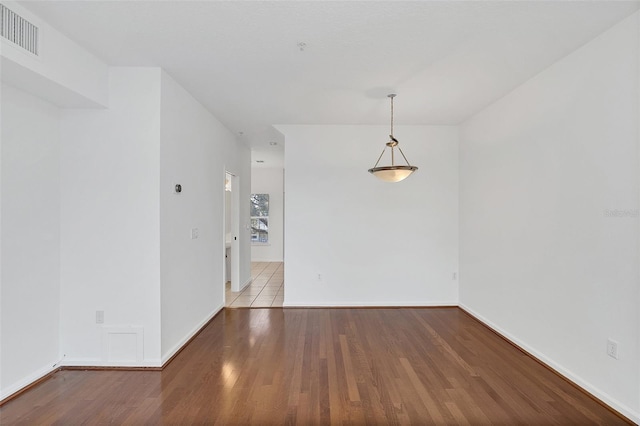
[224,171,241,293]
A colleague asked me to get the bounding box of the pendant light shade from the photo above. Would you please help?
[368,94,418,182]
[368,165,417,183]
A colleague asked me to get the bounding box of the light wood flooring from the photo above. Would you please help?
[0,308,631,425]
[226,262,284,308]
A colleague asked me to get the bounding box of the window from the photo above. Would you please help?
[250,194,269,243]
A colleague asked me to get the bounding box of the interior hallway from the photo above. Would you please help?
[225,262,284,308]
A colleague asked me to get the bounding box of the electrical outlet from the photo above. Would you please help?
[317,273,322,281]
[96,310,104,324]
[453,272,457,280]
[191,228,199,239]
[607,339,619,359]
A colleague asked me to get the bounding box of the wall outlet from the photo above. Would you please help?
[606,339,619,359]
[452,272,457,280]
[191,228,199,239]
[96,310,104,324]
[317,273,322,281]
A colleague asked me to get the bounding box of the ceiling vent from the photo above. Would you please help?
[1,3,39,56]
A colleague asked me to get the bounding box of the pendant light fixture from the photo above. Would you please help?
[368,94,418,182]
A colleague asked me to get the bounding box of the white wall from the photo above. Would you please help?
[221,127,252,293]
[1,1,108,108]
[280,125,458,306]
[59,68,162,366]
[459,13,640,422]
[235,147,253,290]
[159,71,250,361]
[0,5,253,386]
[251,167,284,262]
[0,84,61,398]
[36,66,251,369]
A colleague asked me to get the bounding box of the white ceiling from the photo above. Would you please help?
[21,0,640,161]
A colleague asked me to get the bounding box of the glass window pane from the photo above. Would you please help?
[250,194,269,243]
[250,194,269,217]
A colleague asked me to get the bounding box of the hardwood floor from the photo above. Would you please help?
[0,308,631,425]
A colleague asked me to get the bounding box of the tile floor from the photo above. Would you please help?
[225,262,284,308]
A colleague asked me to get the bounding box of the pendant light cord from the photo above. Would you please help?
[389,94,395,165]
[369,93,419,180]
[390,95,394,138]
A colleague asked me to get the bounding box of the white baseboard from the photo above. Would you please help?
[0,361,59,401]
[161,303,224,365]
[459,303,640,424]
[61,358,162,368]
[239,277,252,292]
[251,258,283,263]
[282,301,457,308]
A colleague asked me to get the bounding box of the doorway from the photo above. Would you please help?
[224,172,240,295]
[226,262,283,307]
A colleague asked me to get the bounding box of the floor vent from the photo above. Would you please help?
[1,3,39,56]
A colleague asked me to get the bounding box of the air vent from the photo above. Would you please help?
[1,3,39,56]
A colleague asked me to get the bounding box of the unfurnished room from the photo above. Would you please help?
[0,1,639,424]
